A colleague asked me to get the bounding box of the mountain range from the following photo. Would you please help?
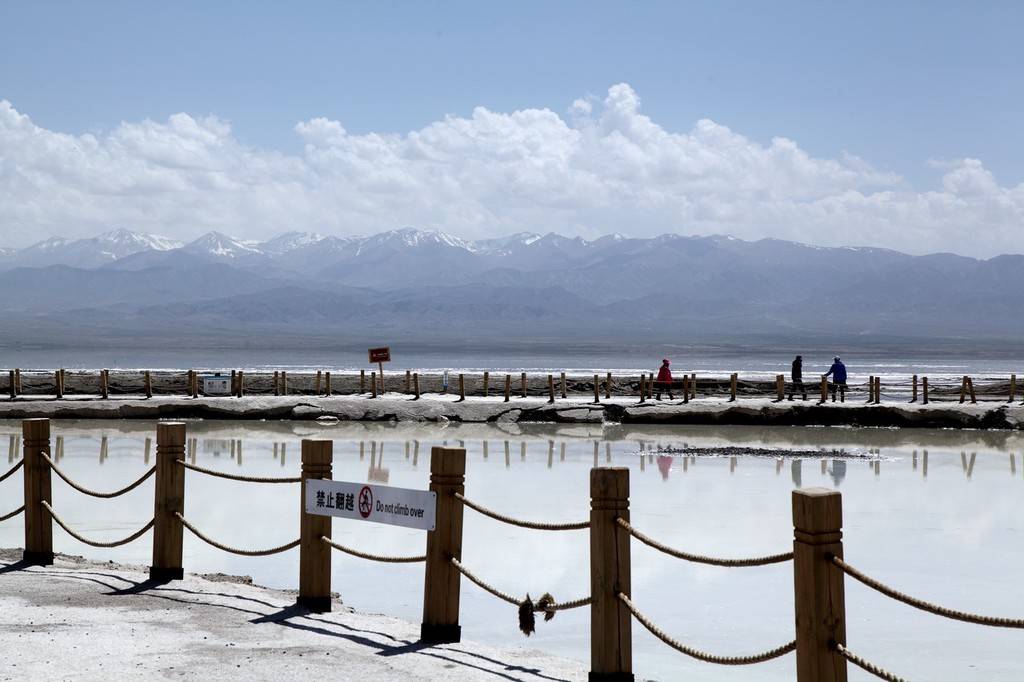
[0,228,1021,350]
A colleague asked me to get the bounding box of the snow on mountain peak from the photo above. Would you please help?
[184,231,263,258]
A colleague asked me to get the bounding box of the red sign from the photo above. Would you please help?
[358,485,374,519]
[368,347,391,363]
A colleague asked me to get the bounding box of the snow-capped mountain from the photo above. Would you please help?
[0,229,182,269]
[181,232,263,260]
[259,231,327,255]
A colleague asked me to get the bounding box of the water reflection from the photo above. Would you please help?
[1,419,1023,681]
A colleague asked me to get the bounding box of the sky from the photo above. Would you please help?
[1,1,1022,257]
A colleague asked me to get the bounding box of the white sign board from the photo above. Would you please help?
[305,479,436,531]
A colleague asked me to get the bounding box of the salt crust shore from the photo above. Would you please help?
[0,548,586,681]
[0,394,1022,429]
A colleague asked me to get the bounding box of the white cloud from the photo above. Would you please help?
[1,84,1022,256]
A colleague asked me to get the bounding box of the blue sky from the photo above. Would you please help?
[1,1,1022,255]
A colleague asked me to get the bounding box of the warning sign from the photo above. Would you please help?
[305,479,436,531]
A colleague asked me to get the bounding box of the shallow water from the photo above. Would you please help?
[1,420,1022,681]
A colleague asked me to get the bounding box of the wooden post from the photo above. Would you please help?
[273,371,280,396]
[281,370,288,396]
[100,369,108,399]
[967,376,976,404]
[922,376,929,404]
[421,446,466,644]
[458,374,465,402]
[324,371,331,396]
[371,371,377,399]
[150,422,186,581]
[504,374,511,402]
[561,372,567,399]
[690,372,696,399]
[360,369,366,394]
[593,374,600,404]
[413,372,420,399]
[54,370,62,399]
[606,372,612,400]
[482,371,489,397]
[315,370,322,395]
[867,375,875,403]
[144,370,152,399]
[639,375,646,404]
[729,373,737,402]
[8,370,14,400]
[819,376,827,404]
[231,369,238,396]
[590,467,632,680]
[911,374,918,403]
[1010,374,1017,403]
[237,370,245,397]
[776,374,785,402]
[521,372,527,398]
[874,376,881,404]
[548,374,555,403]
[682,375,689,404]
[959,375,968,403]
[191,370,198,399]
[298,439,333,612]
[793,488,847,682]
[14,368,21,395]
[406,370,412,394]
[22,418,53,565]
[60,369,66,397]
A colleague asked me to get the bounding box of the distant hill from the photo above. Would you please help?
[0,228,1021,348]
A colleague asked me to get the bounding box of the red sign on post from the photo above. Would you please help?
[368,347,391,363]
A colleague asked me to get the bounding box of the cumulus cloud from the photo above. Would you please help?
[1,84,1022,256]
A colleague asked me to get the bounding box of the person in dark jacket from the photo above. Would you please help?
[655,358,673,400]
[824,356,847,402]
[788,355,807,401]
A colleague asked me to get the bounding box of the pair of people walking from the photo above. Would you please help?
[789,355,847,402]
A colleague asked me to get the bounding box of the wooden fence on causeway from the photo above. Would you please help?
[2,417,1022,681]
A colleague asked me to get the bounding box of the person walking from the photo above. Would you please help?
[824,356,847,402]
[655,358,674,400]
[788,355,807,401]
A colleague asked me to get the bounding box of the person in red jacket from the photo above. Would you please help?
[655,358,674,400]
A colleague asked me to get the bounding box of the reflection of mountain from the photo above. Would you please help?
[1,228,1023,348]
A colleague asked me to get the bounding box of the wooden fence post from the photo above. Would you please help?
[459,374,466,402]
[22,418,53,565]
[561,372,567,399]
[606,372,612,400]
[959,376,968,403]
[689,372,696,399]
[421,446,466,644]
[144,371,152,399]
[8,370,14,400]
[590,467,632,680]
[911,374,918,403]
[298,439,333,612]
[793,488,847,682]
[639,375,646,404]
[521,372,527,398]
[371,372,377,399]
[150,421,186,581]
[232,369,238,396]
[504,374,511,402]
[60,369,67,397]
[548,374,555,403]
[1010,374,1017,403]
[922,376,929,404]
[191,370,199,399]
[593,374,600,404]
[967,377,976,404]
[729,373,737,402]
[100,369,108,399]
[324,371,331,396]
[14,368,21,395]
[237,370,245,397]
[482,371,489,397]
[867,375,875,403]
[682,375,689,404]
[819,376,827,404]
[273,371,280,396]
[360,369,366,394]
[413,372,420,399]
[281,371,288,396]
[314,370,321,395]
[406,370,412,394]
[874,377,881,405]
[776,374,785,402]
[54,370,62,399]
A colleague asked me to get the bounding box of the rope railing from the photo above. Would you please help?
[831,554,1024,628]
[321,536,425,563]
[176,459,301,484]
[42,501,154,548]
[0,505,24,522]
[0,459,23,484]
[616,592,796,665]
[834,642,908,682]
[454,492,590,531]
[616,517,793,567]
[43,453,155,499]
[175,512,299,556]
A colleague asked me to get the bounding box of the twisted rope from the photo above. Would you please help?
[176,459,300,484]
[450,557,592,611]
[321,536,425,563]
[43,453,154,498]
[617,518,793,567]
[42,501,153,548]
[0,459,23,484]
[832,555,1024,628]
[176,512,299,556]
[617,592,796,665]
[455,493,589,531]
[0,505,24,522]
[834,642,908,682]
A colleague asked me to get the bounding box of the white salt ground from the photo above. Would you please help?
[0,549,588,681]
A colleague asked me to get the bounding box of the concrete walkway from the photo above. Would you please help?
[0,549,586,681]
